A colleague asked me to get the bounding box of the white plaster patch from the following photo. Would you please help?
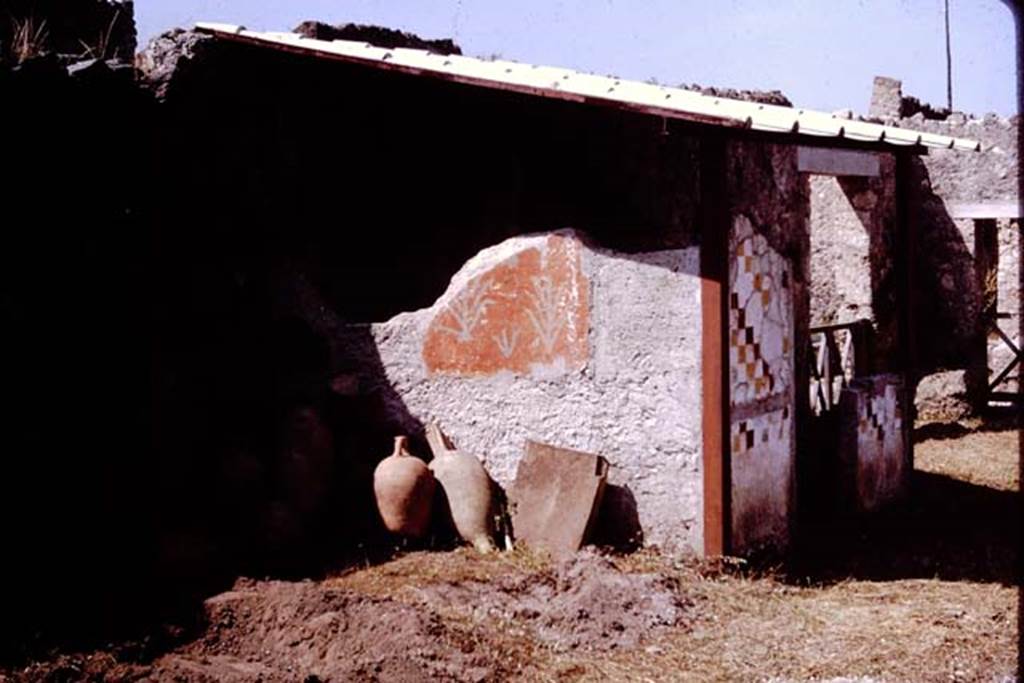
[730,407,793,549]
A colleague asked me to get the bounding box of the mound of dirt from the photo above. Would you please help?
[8,551,693,681]
[416,551,692,652]
[143,578,497,682]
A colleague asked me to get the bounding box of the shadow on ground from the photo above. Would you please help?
[912,414,1021,442]
[790,468,1019,586]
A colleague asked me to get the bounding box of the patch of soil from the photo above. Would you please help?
[8,552,688,682]
[150,579,497,682]
[8,580,497,683]
[414,550,692,652]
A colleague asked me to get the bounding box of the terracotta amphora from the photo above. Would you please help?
[426,423,496,553]
[373,436,435,538]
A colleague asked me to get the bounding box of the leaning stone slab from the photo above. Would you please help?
[510,441,608,558]
[914,369,972,424]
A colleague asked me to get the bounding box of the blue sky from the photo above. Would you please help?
[137,1,1019,115]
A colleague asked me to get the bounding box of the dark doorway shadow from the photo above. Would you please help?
[592,483,644,552]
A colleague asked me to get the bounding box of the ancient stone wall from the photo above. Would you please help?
[132,35,718,555]
[724,140,809,553]
[0,45,156,655]
[1,0,136,64]
[808,154,899,368]
[868,76,1019,415]
[330,232,705,553]
[906,118,1013,380]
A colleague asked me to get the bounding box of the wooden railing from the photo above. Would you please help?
[986,311,1021,402]
[809,320,872,416]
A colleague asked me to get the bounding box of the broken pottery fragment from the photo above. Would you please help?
[373,436,435,538]
[425,423,497,553]
[509,441,608,559]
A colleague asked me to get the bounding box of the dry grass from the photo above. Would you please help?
[582,575,1015,682]
[326,548,1016,681]
[327,544,552,596]
[77,9,121,61]
[323,427,1020,682]
[916,427,1019,492]
[9,16,48,64]
[324,541,1017,681]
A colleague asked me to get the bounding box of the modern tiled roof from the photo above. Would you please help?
[195,22,981,153]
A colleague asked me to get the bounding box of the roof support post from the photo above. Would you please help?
[894,152,918,469]
[971,219,999,404]
[700,133,731,556]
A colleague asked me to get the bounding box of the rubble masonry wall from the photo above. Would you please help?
[861,77,1019,416]
[808,154,900,367]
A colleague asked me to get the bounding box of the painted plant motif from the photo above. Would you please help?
[525,275,562,354]
[492,325,521,359]
[422,233,589,376]
[437,276,495,342]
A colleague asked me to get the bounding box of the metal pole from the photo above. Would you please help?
[944,0,953,110]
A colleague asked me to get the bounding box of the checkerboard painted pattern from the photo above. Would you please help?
[727,215,795,459]
[858,382,902,442]
[728,217,792,407]
[731,407,791,456]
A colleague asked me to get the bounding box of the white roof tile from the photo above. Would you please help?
[194,23,982,153]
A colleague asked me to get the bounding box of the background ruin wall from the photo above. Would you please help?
[808,154,899,366]
[883,77,1018,418]
[822,76,1019,421]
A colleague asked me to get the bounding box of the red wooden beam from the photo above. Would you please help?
[700,134,731,556]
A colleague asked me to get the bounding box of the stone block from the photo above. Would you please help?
[914,369,973,423]
[510,441,608,558]
[869,75,903,120]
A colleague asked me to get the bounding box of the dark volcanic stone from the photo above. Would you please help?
[136,28,216,100]
[681,82,792,107]
[293,20,462,55]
